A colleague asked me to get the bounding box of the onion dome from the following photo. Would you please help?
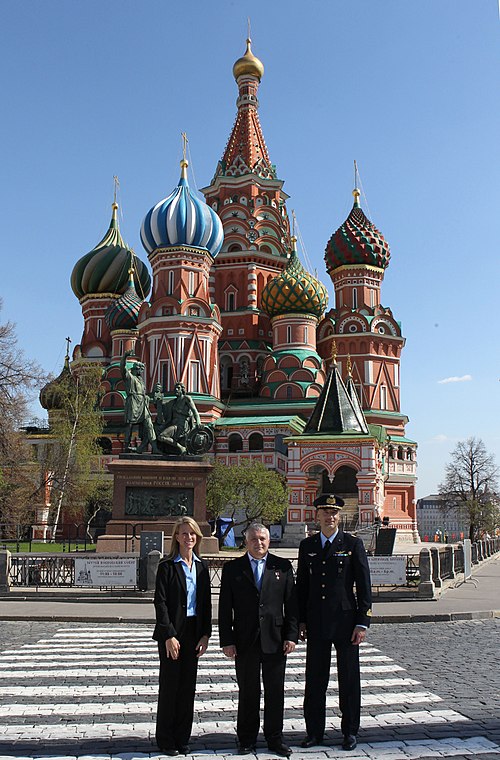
[233,37,264,81]
[71,203,151,300]
[325,188,391,273]
[39,354,74,411]
[261,237,328,318]
[140,159,223,257]
[105,264,142,331]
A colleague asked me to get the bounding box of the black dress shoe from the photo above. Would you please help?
[237,744,255,755]
[342,735,357,751]
[300,736,323,748]
[267,742,291,757]
[177,746,190,755]
[158,749,179,757]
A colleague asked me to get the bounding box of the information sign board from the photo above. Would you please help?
[74,557,137,587]
[368,555,406,585]
[140,531,164,557]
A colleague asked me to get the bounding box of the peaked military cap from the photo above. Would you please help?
[313,493,345,510]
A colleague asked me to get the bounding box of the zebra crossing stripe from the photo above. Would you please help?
[0,677,422,698]
[0,711,472,740]
[0,690,442,718]
[1,626,497,759]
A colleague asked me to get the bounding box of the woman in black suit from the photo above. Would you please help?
[153,517,212,756]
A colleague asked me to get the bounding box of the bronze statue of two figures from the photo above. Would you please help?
[120,350,213,457]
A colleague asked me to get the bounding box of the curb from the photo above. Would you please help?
[0,610,499,624]
[372,609,500,624]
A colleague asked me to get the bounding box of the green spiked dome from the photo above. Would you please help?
[71,203,151,300]
[325,188,391,274]
[261,237,328,318]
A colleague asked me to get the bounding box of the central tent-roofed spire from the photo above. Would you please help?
[213,37,275,181]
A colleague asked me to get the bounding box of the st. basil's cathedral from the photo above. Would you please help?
[49,39,418,543]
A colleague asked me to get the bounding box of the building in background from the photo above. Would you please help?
[416,494,467,542]
[52,39,418,542]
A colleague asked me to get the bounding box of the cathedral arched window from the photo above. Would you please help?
[228,244,242,252]
[228,433,243,452]
[249,433,264,451]
[227,292,236,311]
[352,289,358,309]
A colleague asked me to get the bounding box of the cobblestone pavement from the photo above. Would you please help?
[0,620,498,760]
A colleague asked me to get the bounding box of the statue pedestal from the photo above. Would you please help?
[96,454,218,554]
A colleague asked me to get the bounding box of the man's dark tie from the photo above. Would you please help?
[323,539,332,559]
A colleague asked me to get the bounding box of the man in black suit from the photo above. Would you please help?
[296,494,372,752]
[219,523,299,757]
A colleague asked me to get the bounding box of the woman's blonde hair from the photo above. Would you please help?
[166,516,204,559]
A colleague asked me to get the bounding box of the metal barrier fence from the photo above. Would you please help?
[4,537,499,591]
[9,555,74,586]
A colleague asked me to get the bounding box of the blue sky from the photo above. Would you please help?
[1,0,499,498]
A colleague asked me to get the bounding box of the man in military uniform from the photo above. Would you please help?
[296,494,372,752]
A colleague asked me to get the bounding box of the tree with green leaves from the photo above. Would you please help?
[439,437,499,541]
[206,459,288,547]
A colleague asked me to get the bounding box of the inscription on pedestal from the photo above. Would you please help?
[125,487,194,517]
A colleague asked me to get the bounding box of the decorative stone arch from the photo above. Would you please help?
[372,317,398,336]
[237,354,251,387]
[338,315,367,333]
[301,449,362,480]
[181,298,209,318]
[275,382,302,399]
[85,344,105,358]
[318,319,335,340]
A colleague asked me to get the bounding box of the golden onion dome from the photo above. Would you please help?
[233,38,264,81]
[261,237,328,318]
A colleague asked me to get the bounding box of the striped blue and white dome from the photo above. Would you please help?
[140,160,223,257]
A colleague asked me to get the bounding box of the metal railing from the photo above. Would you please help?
[10,555,76,587]
[4,538,499,592]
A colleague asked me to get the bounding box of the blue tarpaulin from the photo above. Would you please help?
[209,518,236,547]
